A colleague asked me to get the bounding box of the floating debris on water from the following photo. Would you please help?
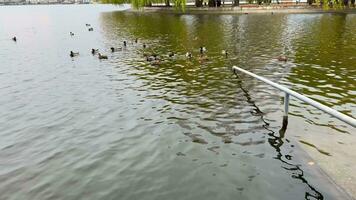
[308,161,315,166]
[299,140,332,156]
[236,187,244,191]
[207,146,220,155]
[222,135,233,144]
[184,133,208,144]
[236,139,265,146]
[254,153,265,158]
[176,152,186,156]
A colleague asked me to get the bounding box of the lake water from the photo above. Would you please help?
[0,4,355,200]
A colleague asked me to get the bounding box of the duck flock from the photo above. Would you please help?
[67,24,230,65]
[11,23,288,64]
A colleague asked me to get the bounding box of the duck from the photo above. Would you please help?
[222,50,228,58]
[151,59,160,65]
[168,52,175,57]
[200,46,207,54]
[91,48,99,55]
[111,47,122,52]
[146,55,156,62]
[198,54,209,62]
[146,55,161,65]
[12,36,17,42]
[70,32,74,36]
[185,52,192,59]
[277,55,288,62]
[88,27,94,31]
[98,53,108,59]
[70,51,79,57]
[85,23,91,27]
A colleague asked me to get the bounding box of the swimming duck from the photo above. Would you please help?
[70,32,74,36]
[12,36,17,42]
[91,48,99,55]
[198,54,209,62]
[70,51,79,57]
[151,59,160,65]
[222,50,228,58]
[111,47,122,52]
[146,55,161,65]
[146,55,156,62]
[168,52,175,57]
[200,46,207,54]
[185,52,192,59]
[88,27,94,31]
[86,23,91,27]
[123,41,127,47]
[98,53,108,59]
[277,55,288,62]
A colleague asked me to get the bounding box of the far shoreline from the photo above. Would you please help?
[126,5,356,14]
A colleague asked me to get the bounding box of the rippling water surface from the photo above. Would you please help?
[0,5,355,200]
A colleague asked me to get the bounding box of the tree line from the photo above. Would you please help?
[101,0,355,10]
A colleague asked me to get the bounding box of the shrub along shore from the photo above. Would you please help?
[126,4,356,14]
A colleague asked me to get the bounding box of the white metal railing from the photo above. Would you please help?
[232,66,356,127]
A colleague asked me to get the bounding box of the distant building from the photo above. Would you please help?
[0,0,26,4]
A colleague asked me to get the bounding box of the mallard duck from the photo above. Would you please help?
[12,36,17,42]
[168,52,175,57]
[200,46,206,54]
[222,50,228,58]
[146,55,161,65]
[88,27,94,31]
[186,52,192,59]
[111,47,122,52]
[146,56,156,62]
[70,51,79,57]
[198,54,209,62]
[70,32,74,36]
[151,59,160,65]
[98,53,108,59]
[277,55,288,62]
[91,48,99,55]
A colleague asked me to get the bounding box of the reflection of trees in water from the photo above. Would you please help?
[290,14,355,112]
[98,12,349,198]
[99,12,291,90]
[99,12,294,136]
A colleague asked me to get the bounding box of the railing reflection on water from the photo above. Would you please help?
[233,73,324,199]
